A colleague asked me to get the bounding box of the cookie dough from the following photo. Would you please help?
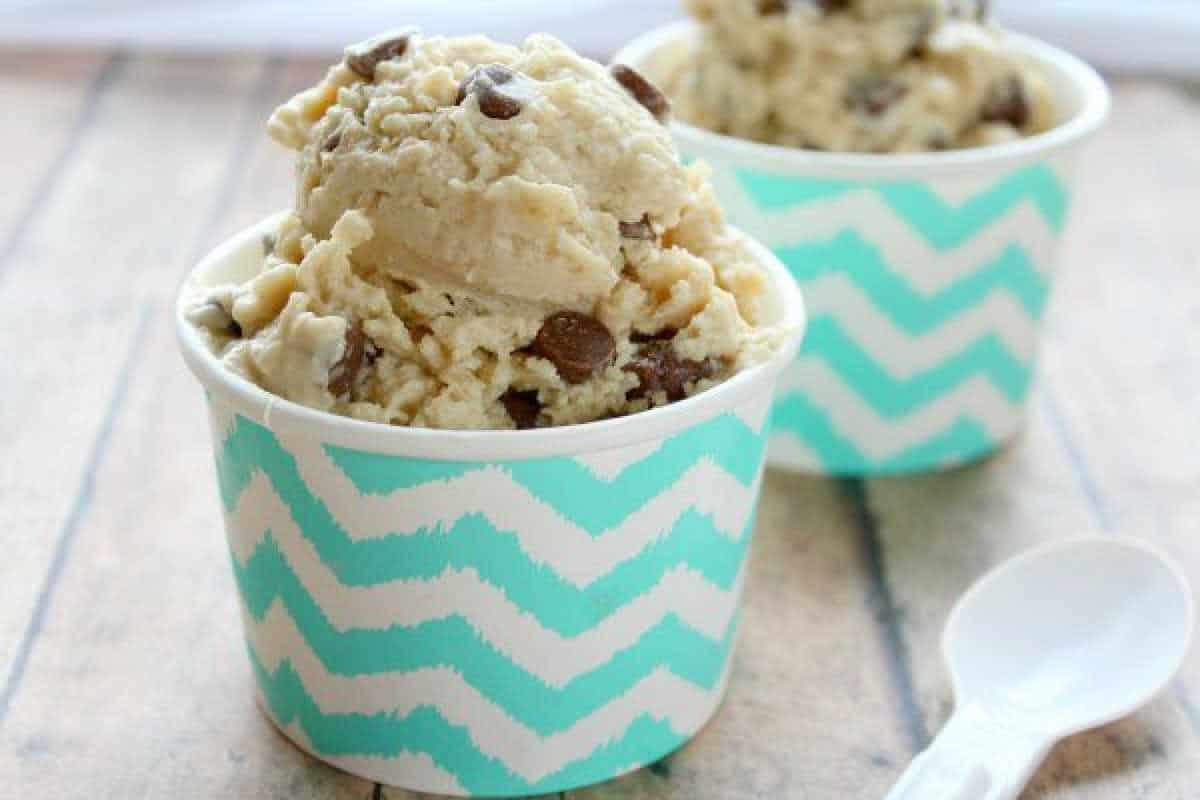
[189,31,786,430]
[651,0,1057,152]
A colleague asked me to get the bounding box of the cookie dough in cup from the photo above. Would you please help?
[616,20,1109,475]
[177,214,804,796]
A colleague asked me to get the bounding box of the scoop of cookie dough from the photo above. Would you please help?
[270,30,693,312]
[189,31,786,430]
[653,0,1057,152]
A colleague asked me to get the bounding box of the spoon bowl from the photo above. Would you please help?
[945,536,1194,737]
[887,536,1194,800]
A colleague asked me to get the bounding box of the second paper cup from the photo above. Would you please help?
[617,23,1110,476]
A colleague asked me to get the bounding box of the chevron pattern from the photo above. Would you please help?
[207,394,770,796]
[696,157,1073,474]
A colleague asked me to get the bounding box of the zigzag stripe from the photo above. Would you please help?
[770,393,997,475]
[251,605,723,783]
[251,648,693,796]
[777,233,1048,330]
[233,494,741,680]
[571,438,667,481]
[732,164,1069,247]
[759,196,1057,286]
[802,276,1041,374]
[263,441,757,573]
[233,540,737,735]
[777,364,1020,462]
[217,412,765,535]
[800,315,1032,415]
[326,416,764,525]
[557,394,765,475]
[707,169,1060,293]
[226,465,753,634]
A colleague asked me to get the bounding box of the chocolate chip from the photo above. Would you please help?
[928,131,951,151]
[261,234,277,256]
[529,312,615,384]
[758,0,788,14]
[501,389,541,430]
[458,64,524,120]
[610,64,670,122]
[192,300,241,338]
[344,31,413,80]
[815,0,849,10]
[329,321,368,398]
[322,131,341,153]
[476,90,523,120]
[457,64,515,99]
[624,343,718,403]
[847,76,908,116]
[630,327,677,344]
[981,76,1030,128]
[619,215,655,241]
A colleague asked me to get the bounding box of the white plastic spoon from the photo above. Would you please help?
[885,536,1194,800]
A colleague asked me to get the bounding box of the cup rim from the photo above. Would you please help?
[176,213,805,461]
[613,20,1112,180]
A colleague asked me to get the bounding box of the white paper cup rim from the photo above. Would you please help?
[176,213,805,461]
[614,21,1112,180]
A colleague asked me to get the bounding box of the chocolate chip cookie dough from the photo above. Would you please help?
[652,0,1057,152]
[188,31,788,430]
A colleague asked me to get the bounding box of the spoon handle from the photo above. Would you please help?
[884,702,1052,800]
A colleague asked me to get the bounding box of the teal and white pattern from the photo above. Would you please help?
[206,390,772,797]
[696,157,1076,475]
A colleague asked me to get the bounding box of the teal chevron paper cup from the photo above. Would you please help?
[617,24,1110,475]
[176,215,804,797]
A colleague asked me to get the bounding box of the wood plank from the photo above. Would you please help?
[0,309,376,798]
[0,54,378,797]
[206,55,330,247]
[0,52,269,712]
[863,80,1200,799]
[1037,80,1200,718]
[567,473,914,799]
[0,49,111,260]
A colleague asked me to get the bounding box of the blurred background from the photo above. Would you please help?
[2,0,1200,73]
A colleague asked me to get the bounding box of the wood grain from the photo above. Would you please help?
[205,56,329,247]
[0,306,377,798]
[0,52,265,698]
[0,51,384,799]
[0,49,111,268]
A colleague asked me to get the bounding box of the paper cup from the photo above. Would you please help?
[616,23,1110,475]
[176,214,804,797]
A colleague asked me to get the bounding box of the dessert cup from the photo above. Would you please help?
[617,22,1110,475]
[176,212,805,797]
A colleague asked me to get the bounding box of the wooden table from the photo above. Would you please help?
[1,49,1198,799]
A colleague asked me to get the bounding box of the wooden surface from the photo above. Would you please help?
[0,50,1197,799]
